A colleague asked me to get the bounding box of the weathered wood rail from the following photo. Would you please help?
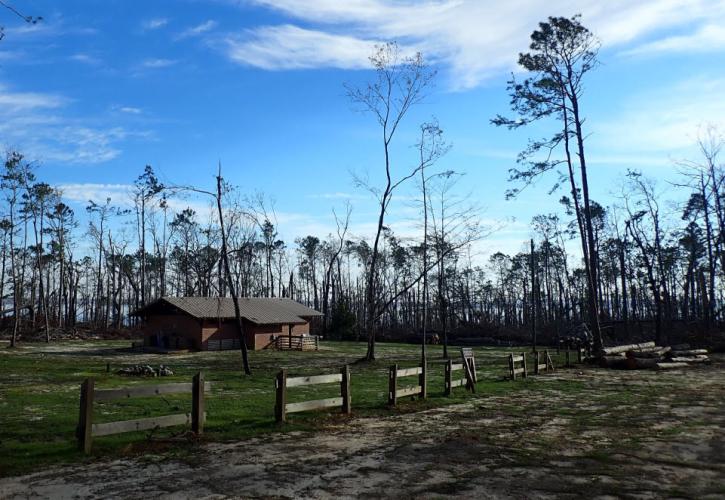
[388,363,426,406]
[508,352,527,380]
[445,348,477,395]
[275,335,320,351]
[275,366,351,423]
[533,350,555,375]
[77,372,210,454]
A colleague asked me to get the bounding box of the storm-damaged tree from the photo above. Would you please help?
[0,0,42,43]
[133,165,164,308]
[492,15,604,353]
[346,42,436,361]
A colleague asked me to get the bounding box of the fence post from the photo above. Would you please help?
[509,354,515,380]
[419,360,427,400]
[275,369,287,423]
[545,350,554,371]
[315,336,319,351]
[192,372,205,435]
[578,347,583,364]
[388,364,397,406]
[444,359,452,396]
[77,378,94,454]
[521,352,528,378]
[341,365,351,414]
[534,351,540,375]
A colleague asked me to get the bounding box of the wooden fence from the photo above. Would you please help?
[275,366,351,423]
[534,350,555,375]
[565,347,588,367]
[388,363,426,406]
[77,372,211,454]
[275,335,320,351]
[508,352,527,380]
[444,348,477,396]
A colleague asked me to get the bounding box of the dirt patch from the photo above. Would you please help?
[2,356,724,499]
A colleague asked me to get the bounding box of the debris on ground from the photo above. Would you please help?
[599,341,711,370]
[116,364,174,377]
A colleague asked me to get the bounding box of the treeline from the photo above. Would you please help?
[2,137,723,349]
[2,16,723,356]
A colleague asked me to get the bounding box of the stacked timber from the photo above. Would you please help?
[599,342,711,370]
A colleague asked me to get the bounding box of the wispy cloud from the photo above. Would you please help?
[69,53,101,65]
[140,58,177,69]
[235,0,725,89]
[118,106,143,114]
[0,83,151,165]
[176,20,218,40]
[0,84,67,111]
[224,24,381,70]
[142,18,169,31]
[593,75,725,154]
[622,24,725,57]
[58,183,135,205]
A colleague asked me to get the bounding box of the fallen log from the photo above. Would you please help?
[670,343,691,351]
[600,355,629,369]
[625,357,661,370]
[655,362,689,370]
[603,342,656,356]
[669,349,708,357]
[670,356,709,364]
[626,346,670,359]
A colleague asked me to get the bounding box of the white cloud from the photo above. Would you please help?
[235,0,725,89]
[0,84,66,111]
[176,20,218,40]
[69,53,101,65]
[0,83,151,165]
[224,24,382,70]
[142,18,169,30]
[58,183,134,205]
[623,24,725,56]
[118,106,143,114]
[593,76,725,154]
[141,58,177,69]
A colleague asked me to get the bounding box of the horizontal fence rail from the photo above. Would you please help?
[508,353,527,380]
[534,350,555,375]
[77,372,210,454]
[275,366,351,423]
[388,363,427,406]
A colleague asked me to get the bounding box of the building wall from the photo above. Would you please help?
[143,314,202,349]
[143,314,311,351]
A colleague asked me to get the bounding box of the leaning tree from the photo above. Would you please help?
[492,15,604,352]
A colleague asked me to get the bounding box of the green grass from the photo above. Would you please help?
[0,339,568,476]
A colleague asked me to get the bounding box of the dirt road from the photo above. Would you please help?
[2,360,724,499]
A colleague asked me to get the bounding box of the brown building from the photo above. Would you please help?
[133,297,322,351]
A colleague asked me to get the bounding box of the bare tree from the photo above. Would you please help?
[346,42,436,361]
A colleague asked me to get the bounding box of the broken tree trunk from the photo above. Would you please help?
[626,346,670,359]
[602,342,656,356]
[655,362,689,370]
[625,357,662,370]
[669,349,708,357]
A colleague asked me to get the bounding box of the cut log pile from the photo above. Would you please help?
[599,342,711,370]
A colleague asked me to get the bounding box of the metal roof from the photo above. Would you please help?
[136,297,322,325]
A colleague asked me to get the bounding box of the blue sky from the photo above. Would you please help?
[2,0,725,259]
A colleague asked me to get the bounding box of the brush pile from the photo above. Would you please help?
[599,342,710,370]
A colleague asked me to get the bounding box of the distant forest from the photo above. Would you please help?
[2,16,723,358]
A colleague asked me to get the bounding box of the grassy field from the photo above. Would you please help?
[0,339,555,477]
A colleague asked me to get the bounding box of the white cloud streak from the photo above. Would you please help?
[0,84,151,165]
[230,0,725,89]
[142,18,169,30]
[176,20,218,40]
[224,24,382,70]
